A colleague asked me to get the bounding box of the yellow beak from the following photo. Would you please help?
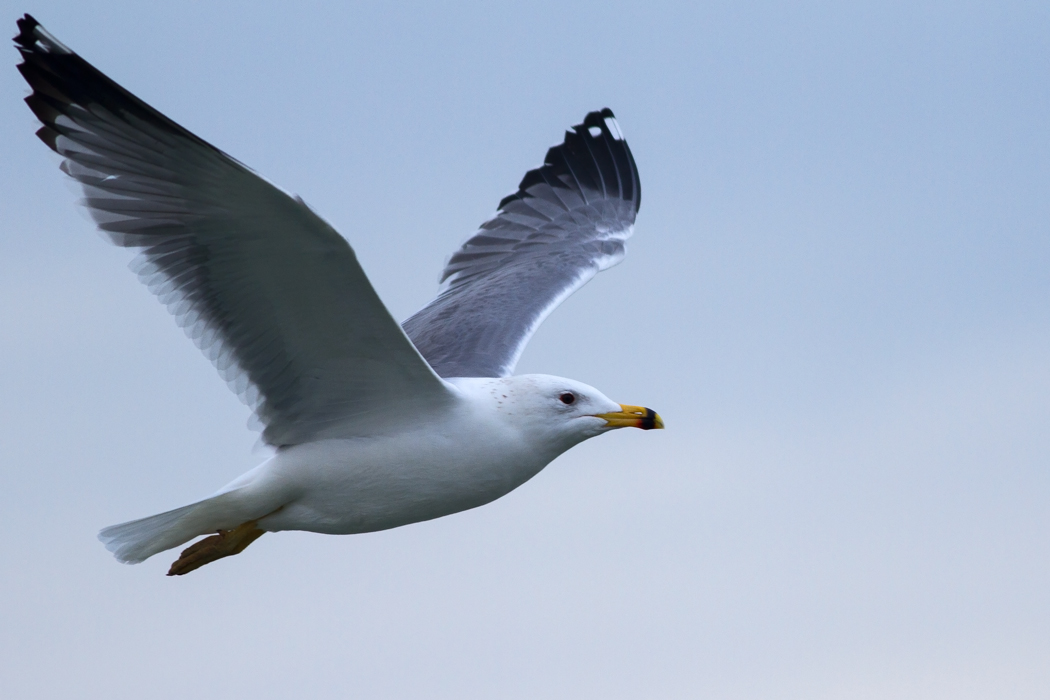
[594,404,665,430]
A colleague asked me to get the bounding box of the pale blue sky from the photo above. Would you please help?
[2,1,1049,698]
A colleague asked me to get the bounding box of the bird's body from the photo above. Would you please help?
[14,14,663,575]
[105,375,626,566]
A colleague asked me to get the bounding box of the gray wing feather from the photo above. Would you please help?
[402,109,641,378]
[15,15,451,447]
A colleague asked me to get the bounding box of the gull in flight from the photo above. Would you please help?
[14,15,663,576]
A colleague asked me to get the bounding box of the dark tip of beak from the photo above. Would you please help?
[641,408,659,430]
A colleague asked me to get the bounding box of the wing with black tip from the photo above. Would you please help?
[402,108,642,378]
[14,15,452,447]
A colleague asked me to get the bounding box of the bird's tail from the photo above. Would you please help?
[98,492,244,565]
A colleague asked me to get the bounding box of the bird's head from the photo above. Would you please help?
[453,374,663,452]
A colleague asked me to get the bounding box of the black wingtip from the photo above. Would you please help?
[13,14,225,160]
[497,107,640,213]
[13,14,72,55]
[14,14,40,47]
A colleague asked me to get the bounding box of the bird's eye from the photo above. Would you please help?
[559,392,576,405]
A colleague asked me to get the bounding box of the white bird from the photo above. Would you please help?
[15,15,663,576]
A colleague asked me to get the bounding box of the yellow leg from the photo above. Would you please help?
[167,520,266,576]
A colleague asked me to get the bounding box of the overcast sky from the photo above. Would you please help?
[2,1,1049,698]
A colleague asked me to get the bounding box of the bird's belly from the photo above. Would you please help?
[254,435,550,535]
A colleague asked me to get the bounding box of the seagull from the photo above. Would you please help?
[14,14,663,576]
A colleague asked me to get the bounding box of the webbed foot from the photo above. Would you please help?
[167,520,265,576]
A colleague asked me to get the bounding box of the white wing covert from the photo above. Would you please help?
[402,108,641,378]
[15,15,452,447]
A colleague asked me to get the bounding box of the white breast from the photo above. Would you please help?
[232,380,567,535]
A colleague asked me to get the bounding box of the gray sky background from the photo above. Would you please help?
[2,1,1048,698]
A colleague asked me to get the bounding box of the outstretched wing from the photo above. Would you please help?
[402,108,641,378]
[14,15,452,447]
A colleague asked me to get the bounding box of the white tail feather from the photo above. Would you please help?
[98,492,243,564]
